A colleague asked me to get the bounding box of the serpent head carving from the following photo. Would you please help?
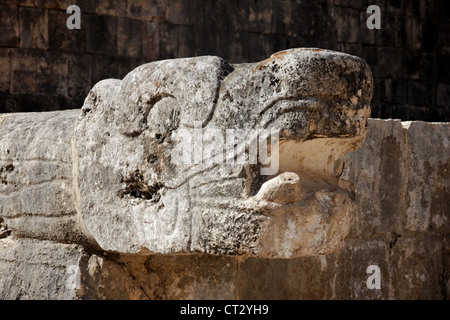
[73,48,372,257]
[0,48,372,258]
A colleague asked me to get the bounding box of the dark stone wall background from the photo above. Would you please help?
[0,0,449,121]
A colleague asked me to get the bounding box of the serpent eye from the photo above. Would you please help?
[145,95,180,136]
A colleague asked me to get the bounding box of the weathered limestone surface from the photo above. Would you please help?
[341,119,405,238]
[343,119,450,240]
[339,118,449,300]
[0,50,448,300]
[0,237,86,300]
[0,110,88,244]
[0,48,372,258]
[403,121,450,233]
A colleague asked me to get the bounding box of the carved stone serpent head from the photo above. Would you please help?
[72,48,372,258]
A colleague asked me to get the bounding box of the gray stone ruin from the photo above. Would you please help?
[0,48,372,259]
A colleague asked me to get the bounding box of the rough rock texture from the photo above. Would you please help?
[0,48,373,258]
[0,110,88,244]
[73,48,371,257]
[338,118,449,300]
[403,121,450,233]
[0,50,448,300]
[0,237,86,300]
[0,217,10,239]
[341,119,405,238]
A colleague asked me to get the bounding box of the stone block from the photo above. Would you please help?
[0,237,150,300]
[113,56,141,80]
[404,50,421,80]
[274,0,296,36]
[336,7,360,43]
[48,9,85,53]
[117,17,141,58]
[437,52,450,84]
[386,0,405,16]
[10,49,37,95]
[127,0,166,22]
[404,17,422,50]
[404,121,450,232]
[19,7,48,49]
[223,31,249,63]
[37,51,67,96]
[331,239,391,299]
[0,48,9,93]
[248,32,266,62]
[291,1,330,41]
[270,32,290,55]
[405,0,428,19]
[359,11,375,44]
[0,5,19,46]
[419,52,436,82]
[237,256,328,299]
[434,107,450,122]
[375,13,404,48]
[344,43,363,59]
[159,23,178,59]
[391,104,408,120]
[407,105,429,120]
[85,14,117,55]
[438,21,450,50]
[407,80,435,106]
[142,21,160,62]
[373,47,404,78]
[375,102,393,119]
[390,234,443,299]
[0,94,17,113]
[437,83,450,107]
[203,0,227,27]
[201,0,227,54]
[263,33,277,59]
[373,78,387,102]
[34,0,68,10]
[67,53,92,107]
[444,235,450,299]
[164,0,189,24]
[342,119,404,238]
[433,0,450,22]
[92,55,118,84]
[0,110,88,243]
[97,0,127,17]
[391,79,407,104]
[226,0,248,32]
[361,44,378,69]
[0,237,86,300]
[71,0,97,13]
[107,254,238,300]
[177,25,195,58]
[335,0,383,10]
[248,0,273,34]
[4,0,35,6]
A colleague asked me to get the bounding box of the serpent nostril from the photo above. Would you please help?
[118,169,163,201]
